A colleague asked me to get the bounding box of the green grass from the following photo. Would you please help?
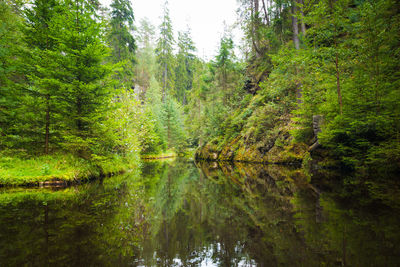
[0,153,139,186]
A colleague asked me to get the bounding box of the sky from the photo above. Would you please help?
[100,0,242,60]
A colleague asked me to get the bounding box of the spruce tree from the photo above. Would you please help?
[0,2,25,151]
[174,28,196,105]
[155,0,175,101]
[23,0,61,154]
[108,0,136,87]
[162,95,186,151]
[53,0,113,157]
[135,18,156,98]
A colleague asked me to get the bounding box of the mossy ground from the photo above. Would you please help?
[0,153,139,186]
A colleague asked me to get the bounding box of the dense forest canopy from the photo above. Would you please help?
[0,0,399,173]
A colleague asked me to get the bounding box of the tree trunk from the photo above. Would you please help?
[254,0,259,18]
[162,63,167,102]
[45,94,50,154]
[261,0,269,26]
[291,0,300,50]
[251,0,262,58]
[291,0,302,104]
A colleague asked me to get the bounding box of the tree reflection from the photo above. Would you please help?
[0,160,399,266]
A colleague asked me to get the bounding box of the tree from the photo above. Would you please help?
[52,0,114,157]
[135,18,157,98]
[0,1,25,151]
[162,96,186,151]
[155,0,175,101]
[145,77,168,152]
[108,0,136,87]
[215,34,238,105]
[174,28,196,104]
[291,0,300,50]
[23,0,61,154]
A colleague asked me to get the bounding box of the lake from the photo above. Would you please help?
[0,159,399,266]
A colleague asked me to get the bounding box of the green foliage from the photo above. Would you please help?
[0,2,25,149]
[144,77,167,153]
[1,0,398,180]
[108,0,136,87]
[155,1,175,97]
[0,0,146,176]
[186,35,245,147]
[301,0,400,169]
[174,28,196,104]
[192,0,399,173]
[135,18,157,98]
[161,96,187,152]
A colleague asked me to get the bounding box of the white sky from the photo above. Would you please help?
[100,0,242,60]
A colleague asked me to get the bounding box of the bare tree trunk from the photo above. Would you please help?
[291,0,300,50]
[251,0,262,58]
[254,0,259,21]
[261,0,269,26]
[291,0,302,104]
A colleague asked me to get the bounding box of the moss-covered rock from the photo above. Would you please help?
[196,117,308,164]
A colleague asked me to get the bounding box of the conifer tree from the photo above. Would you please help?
[135,18,156,98]
[155,0,175,101]
[0,2,25,151]
[53,0,113,157]
[108,0,136,87]
[162,96,186,151]
[145,77,168,151]
[174,28,196,105]
[23,0,61,154]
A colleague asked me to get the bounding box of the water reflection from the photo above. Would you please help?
[0,160,399,266]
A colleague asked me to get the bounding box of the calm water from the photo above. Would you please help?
[0,159,399,266]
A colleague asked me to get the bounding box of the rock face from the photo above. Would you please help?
[312,115,323,136]
[195,118,308,164]
[309,115,323,152]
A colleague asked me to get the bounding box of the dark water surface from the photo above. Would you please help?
[0,159,399,266]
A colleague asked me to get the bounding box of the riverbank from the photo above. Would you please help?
[141,150,177,160]
[195,113,310,165]
[0,153,138,187]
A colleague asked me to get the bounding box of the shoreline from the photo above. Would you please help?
[0,154,136,188]
[0,151,178,188]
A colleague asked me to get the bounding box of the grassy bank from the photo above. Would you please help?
[0,153,139,187]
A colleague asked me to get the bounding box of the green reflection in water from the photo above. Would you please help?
[0,160,399,266]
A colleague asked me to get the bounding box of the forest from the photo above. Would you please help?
[0,0,399,185]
